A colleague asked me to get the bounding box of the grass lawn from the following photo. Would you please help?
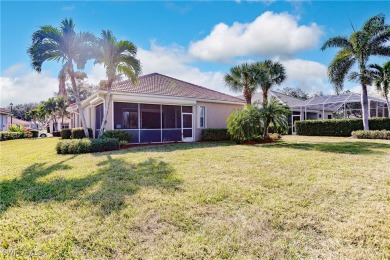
[0,136,389,258]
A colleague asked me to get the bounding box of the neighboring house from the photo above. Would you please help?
[69,73,245,143]
[48,116,72,133]
[250,90,389,134]
[6,117,34,129]
[0,108,11,131]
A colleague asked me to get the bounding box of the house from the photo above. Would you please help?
[6,117,34,129]
[47,116,72,133]
[251,90,389,134]
[68,73,245,143]
[0,108,11,131]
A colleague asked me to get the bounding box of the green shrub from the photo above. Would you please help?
[71,127,93,139]
[102,130,133,143]
[60,129,72,139]
[351,130,390,140]
[227,105,263,144]
[0,132,27,141]
[52,131,61,137]
[201,128,230,141]
[8,124,27,133]
[30,130,39,138]
[295,118,390,137]
[56,138,119,154]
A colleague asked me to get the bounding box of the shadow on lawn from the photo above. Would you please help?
[264,141,390,155]
[0,155,180,216]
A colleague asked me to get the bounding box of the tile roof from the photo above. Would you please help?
[0,108,12,115]
[240,90,306,107]
[101,73,245,103]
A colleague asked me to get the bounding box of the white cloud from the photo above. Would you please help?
[0,70,57,106]
[279,59,331,94]
[189,11,322,62]
[137,42,230,95]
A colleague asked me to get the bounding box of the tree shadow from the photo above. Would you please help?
[0,155,180,216]
[262,141,390,155]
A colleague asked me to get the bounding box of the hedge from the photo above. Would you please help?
[201,128,230,141]
[0,132,28,141]
[71,128,93,139]
[351,130,390,140]
[60,129,72,139]
[102,130,133,143]
[52,131,61,137]
[56,138,119,154]
[295,118,390,137]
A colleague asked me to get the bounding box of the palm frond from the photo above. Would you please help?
[321,36,352,51]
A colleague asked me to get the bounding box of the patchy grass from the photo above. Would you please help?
[0,136,389,258]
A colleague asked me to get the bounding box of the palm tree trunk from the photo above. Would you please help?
[98,79,114,138]
[263,119,270,139]
[361,84,370,130]
[262,87,268,108]
[52,115,58,132]
[386,96,390,118]
[243,87,252,104]
[68,66,89,137]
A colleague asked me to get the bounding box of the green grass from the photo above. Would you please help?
[1,136,390,258]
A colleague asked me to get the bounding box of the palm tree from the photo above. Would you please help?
[94,30,141,137]
[56,96,70,127]
[44,97,58,132]
[260,100,290,138]
[254,60,286,108]
[224,63,257,104]
[28,18,96,137]
[321,14,390,130]
[370,61,390,117]
[58,67,67,97]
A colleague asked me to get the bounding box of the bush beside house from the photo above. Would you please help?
[56,138,120,154]
[295,118,390,137]
[102,130,133,143]
[71,127,93,139]
[201,129,230,141]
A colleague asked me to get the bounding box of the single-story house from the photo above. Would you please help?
[47,116,72,133]
[7,117,34,129]
[69,73,245,143]
[0,108,11,131]
[251,90,389,134]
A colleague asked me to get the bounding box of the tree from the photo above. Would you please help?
[44,97,58,131]
[6,102,39,121]
[56,96,70,126]
[370,61,390,117]
[27,104,50,129]
[278,87,310,100]
[254,60,286,108]
[259,99,290,138]
[224,63,258,104]
[94,30,141,137]
[321,14,390,130]
[28,18,96,137]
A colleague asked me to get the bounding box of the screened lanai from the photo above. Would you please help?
[290,92,389,120]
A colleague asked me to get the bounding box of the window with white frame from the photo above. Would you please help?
[198,106,206,128]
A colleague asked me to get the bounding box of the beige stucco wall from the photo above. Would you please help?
[194,101,244,141]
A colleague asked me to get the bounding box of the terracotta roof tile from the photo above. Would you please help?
[101,73,245,103]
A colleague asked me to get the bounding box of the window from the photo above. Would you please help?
[62,124,69,129]
[328,115,332,119]
[199,106,206,128]
[114,102,138,129]
[140,104,161,129]
[162,105,181,129]
[95,104,104,130]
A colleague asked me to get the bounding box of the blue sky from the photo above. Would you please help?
[1,0,389,106]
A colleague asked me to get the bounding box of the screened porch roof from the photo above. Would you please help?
[290,92,387,112]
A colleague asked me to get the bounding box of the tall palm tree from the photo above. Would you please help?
[260,100,290,138]
[321,14,390,130]
[370,61,390,117]
[28,18,96,137]
[224,63,257,104]
[58,67,67,97]
[95,30,141,137]
[254,60,286,108]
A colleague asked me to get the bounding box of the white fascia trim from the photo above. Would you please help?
[104,90,245,106]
